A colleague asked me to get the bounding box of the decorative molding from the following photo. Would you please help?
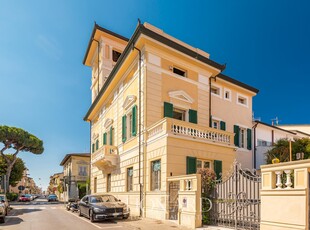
[92,133,99,140]
[122,95,137,110]
[168,90,194,104]
[104,118,113,129]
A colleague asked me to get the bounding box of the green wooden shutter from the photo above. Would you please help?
[92,143,95,153]
[110,127,113,145]
[247,128,252,150]
[186,156,197,174]
[220,121,226,131]
[209,115,213,128]
[132,105,137,136]
[96,139,99,150]
[103,133,107,145]
[189,109,197,124]
[214,160,222,180]
[164,102,173,118]
[234,125,240,147]
[122,115,127,143]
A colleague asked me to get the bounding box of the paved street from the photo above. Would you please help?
[1,199,133,230]
[0,199,191,230]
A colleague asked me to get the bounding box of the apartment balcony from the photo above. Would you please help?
[91,145,119,173]
[147,117,234,147]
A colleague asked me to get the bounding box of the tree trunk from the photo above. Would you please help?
[5,157,17,193]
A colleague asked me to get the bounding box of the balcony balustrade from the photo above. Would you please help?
[91,145,118,173]
[147,117,234,146]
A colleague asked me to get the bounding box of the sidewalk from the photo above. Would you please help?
[122,217,232,230]
[122,217,192,230]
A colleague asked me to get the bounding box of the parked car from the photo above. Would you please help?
[0,194,9,215]
[47,194,58,202]
[0,203,5,223]
[78,194,130,222]
[18,194,31,202]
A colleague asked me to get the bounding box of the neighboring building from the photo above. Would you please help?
[10,169,40,194]
[82,22,258,222]
[60,153,90,201]
[48,172,64,200]
[253,121,310,169]
[277,124,310,135]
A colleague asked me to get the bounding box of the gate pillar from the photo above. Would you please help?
[261,160,310,230]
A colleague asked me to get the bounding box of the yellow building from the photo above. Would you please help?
[83,22,258,222]
[60,153,90,201]
[48,172,64,199]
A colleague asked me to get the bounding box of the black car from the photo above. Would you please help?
[78,194,130,222]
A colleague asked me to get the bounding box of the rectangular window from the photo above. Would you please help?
[128,113,133,138]
[237,94,248,107]
[78,166,87,176]
[173,67,186,77]
[94,177,97,193]
[112,50,121,62]
[173,108,186,121]
[240,128,246,148]
[224,89,231,101]
[107,174,111,192]
[127,167,133,191]
[151,160,161,191]
[212,120,220,129]
[211,86,220,96]
[197,159,211,170]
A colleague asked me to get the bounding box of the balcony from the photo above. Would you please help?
[91,145,119,173]
[147,117,234,147]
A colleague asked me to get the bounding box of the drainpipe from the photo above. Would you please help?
[132,43,143,217]
[252,122,258,169]
[89,121,92,194]
[92,39,100,94]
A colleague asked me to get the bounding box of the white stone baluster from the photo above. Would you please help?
[285,170,293,189]
[275,171,283,189]
[185,179,189,190]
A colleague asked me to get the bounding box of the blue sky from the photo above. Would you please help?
[1,0,309,190]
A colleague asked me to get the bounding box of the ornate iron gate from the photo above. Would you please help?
[168,181,180,220]
[209,161,261,229]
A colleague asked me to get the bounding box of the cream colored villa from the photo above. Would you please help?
[83,22,259,221]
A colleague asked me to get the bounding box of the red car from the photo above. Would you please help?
[18,194,31,202]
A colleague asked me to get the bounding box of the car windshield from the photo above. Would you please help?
[49,195,56,197]
[0,196,4,201]
[89,196,102,203]
[25,194,31,197]
[101,195,118,202]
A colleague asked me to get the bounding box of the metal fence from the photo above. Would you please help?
[209,161,261,230]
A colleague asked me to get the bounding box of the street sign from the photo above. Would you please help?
[18,185,25,191]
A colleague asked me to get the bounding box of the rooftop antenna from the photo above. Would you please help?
[271,117,280,126]
[252,112,261,121]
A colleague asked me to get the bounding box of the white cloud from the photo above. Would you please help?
[36,35,62,60]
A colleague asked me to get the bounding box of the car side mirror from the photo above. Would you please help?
[118,199,121,202]
[1,200,4,203]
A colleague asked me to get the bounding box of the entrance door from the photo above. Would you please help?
[168,181,180,220]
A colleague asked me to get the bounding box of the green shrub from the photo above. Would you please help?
[6,192,18,201]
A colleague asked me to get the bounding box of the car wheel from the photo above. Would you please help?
[0,217,4,223]
[89,210,95,222]
[123,216,129,219]
[78,208,82,217]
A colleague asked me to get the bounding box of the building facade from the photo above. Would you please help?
[254,121,310,169]
[60,153,90,201]
[48,172,64,199]
[83,22,258,222]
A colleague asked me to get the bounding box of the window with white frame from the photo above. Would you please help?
[212,119,220,129]
[239,127,246,148]
[211,85,221,96]
[224,88,231,101]
[237,94,248,107]
[196,159,211,170]
[127,167,133,192]
[151,160,161,191]
[173,108,186,121]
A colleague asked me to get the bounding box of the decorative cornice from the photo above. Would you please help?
[168,90,194,104]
